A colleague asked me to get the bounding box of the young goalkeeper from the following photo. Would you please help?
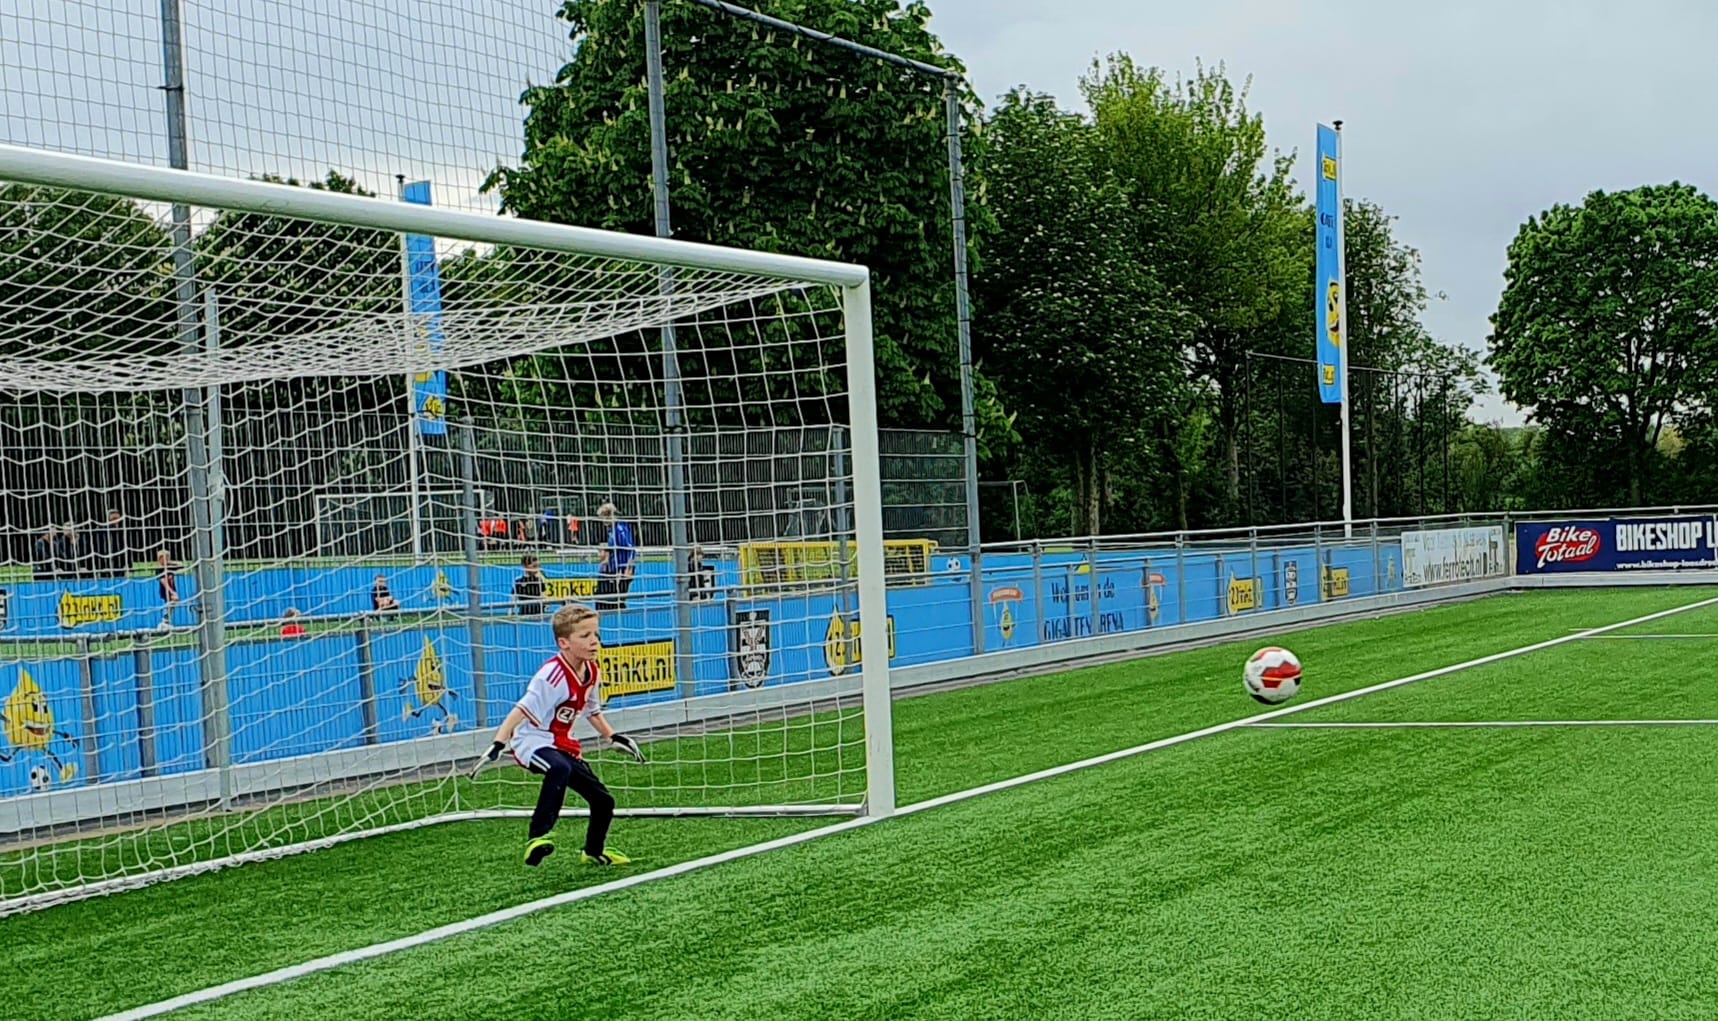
[473,603,646,867]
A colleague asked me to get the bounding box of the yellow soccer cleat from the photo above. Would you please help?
[524,835,555,867]
[580,848,632,866]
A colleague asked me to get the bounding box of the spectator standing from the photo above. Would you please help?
[33,527,58,581]
[99,510,128,577]
[595,502,636,611]
[513,554,547,616]
[55,526,79,579]
[687,545,715,601]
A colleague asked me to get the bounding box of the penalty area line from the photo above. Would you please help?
[1566,633,1718,640]
[1249,719,1718,729]
[97,591,1718,1021]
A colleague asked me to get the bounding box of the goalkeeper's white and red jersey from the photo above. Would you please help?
[508,653,603,765]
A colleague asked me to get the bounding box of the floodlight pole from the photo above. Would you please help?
[1335,120,1353,539]
[160,0,233,805]
[943,78,984,654]
[674,0,986,653]
[644,0,697,697]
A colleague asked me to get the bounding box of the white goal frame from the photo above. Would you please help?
[0,142,896,907]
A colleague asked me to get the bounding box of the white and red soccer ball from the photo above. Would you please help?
[1243,646,1302,705]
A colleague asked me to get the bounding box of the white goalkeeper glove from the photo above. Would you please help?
[610,733,647,764]
[470,740,504,779]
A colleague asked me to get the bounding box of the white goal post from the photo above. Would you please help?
[0,142,893,914]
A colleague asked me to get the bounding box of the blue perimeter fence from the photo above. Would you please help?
[0,527,1411,799]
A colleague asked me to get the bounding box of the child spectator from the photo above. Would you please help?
[156,548,181,628]
[513,554,547,616]
[371,573,400,613]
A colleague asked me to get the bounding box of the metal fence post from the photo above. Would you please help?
[1176,532,1187,624]
[355,618,378,746]
[1086,538,1100,638]
[1142,555,1154,629]
[1504,513,1515,576]
[1248,528,1260,604]
[1314,525,1325,602]
[77,635,100,783]
[133,635,157,777]
[970,546,986,656]
[458,417,490,725]
[1032,540,1045,644]
[1372,519,1382,594]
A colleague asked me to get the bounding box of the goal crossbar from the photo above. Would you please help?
[0,142,869,288]
[0,144,894,915]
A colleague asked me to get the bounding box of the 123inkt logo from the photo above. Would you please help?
[731,609,771,688]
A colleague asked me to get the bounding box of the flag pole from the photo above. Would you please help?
[398,175,425,559]
[1335,120,1353,539]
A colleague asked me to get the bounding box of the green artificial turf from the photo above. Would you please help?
[6,587,1717,1020]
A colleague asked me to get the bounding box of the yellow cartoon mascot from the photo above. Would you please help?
[2,669,79,790]
[400,636,459,735]
[1327,280,1342,342]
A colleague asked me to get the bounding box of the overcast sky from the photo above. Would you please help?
[930,0,1718,427]
[7,0,1717,427]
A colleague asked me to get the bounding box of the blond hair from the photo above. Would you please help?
[597,502,618,521]
[552,602,599,640]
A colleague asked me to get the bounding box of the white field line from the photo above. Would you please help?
[1567,633,1718,640]
[1249,719,1718,729]
[97,592,1718,1021]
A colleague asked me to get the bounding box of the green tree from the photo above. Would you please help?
[1238,197,1485,524]
[192,171,422,555]
[0,186,179,546]
[973,89,1190,534]
[194,171,397,352]
[1665,416,1718,504]
[485,0,990,432]
[1444,423,1520,511]
[0,184,175,362]
[1341,200,1488,518]
[1082,58,1306,520]
[1343,200,1430,373]
[1489,183,1718,506]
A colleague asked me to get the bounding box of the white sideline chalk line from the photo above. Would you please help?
[1250,719,1718,729]
[98,592,1718,1021]
[1569,633,1718,639]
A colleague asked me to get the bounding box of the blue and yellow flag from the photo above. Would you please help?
[1315,124,1343,405]
[402,181,448,437]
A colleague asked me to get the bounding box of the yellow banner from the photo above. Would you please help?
[544,577,598,601]
[1226,576,1261,615]
[739,539,937,592]
[822,612,897,676]
[58,592,123,629]
[600,640,676,699]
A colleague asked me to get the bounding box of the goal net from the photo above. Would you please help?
[0,145,894,915]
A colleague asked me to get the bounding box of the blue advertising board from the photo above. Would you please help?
[1515,516,1718,574]
[0,541,1408,797]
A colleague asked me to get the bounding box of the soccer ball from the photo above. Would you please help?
[27,765,51,791]
[1243,646,1302,705]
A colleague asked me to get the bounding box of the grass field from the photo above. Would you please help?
[8,586,1718,1020]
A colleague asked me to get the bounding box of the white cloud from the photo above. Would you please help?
[932,0,1718,429]
[8,0,1716,433]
